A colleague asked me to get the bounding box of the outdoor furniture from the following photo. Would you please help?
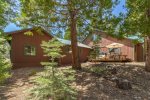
[90,42,128,62]
[106,43,124,48]
[105,43,126,61]
[113,54,127,60]
[121,55,127,60]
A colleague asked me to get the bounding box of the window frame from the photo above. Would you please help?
[24,44,36,56]
[109,48,121,54]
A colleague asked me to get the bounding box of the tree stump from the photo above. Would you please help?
[116,79,132,90]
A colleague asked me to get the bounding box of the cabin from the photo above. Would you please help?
[83,31,144,62]
[7,28,91,68]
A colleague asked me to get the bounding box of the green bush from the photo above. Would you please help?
[0,33,11,84]
[89,46,100,59]
[28,70,37,76]
[28,38,77,100]
[90,67,106,74]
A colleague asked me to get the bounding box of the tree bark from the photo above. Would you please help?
[145,8,150,71]
[69,10,81,69]
[145,35,150,72]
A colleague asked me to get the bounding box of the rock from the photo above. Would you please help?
[106,65,112,69]
[110,68,117,74]
[116,79,132,90]
[110,77,118,82]
[103,76,110,80]
[17,82,25,86]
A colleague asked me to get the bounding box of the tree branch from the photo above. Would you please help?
[49,9,68,15]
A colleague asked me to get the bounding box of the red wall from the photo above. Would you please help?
[134,43,144,62]
[84,33,135,60]
[11,30,91,68]
[60,47,90,65]
[11,31,51,68]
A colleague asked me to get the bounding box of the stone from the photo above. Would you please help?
[106,65,112,69]
[110,77,118,82]
[17,82,24,86]
[116,79,132,90]
[110,68,117,74]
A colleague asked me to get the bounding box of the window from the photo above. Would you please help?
[24,45,36,56]
[109,48,121,54]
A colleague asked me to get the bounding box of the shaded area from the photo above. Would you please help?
[75,62,150,100]
[0,67,43,100]
[1,62,150,100]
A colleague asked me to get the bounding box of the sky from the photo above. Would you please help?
[4,23,20,32]
[4,0,126,32]
[112,0,126,16]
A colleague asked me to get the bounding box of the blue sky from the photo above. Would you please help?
[4,0,126,32]
[112,0,126,16]
[4,23,20,32]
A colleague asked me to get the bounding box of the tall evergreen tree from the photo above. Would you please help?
[29,38,76,100]
[18,0,120,69]
[118,0,150,71]
[0,0,16,83]
[0,0,16,32]
[0,33,11,84]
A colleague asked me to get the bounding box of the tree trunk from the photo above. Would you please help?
[145,35,150,72]
[69,10,81,70]
[145,36,150,72]
[145,8,150,71]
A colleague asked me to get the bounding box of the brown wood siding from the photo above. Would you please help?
[11,31,51,68]
[84,33,135,61]
[11,30,91,68]
[60,47,90,65]
[134,43,144,62]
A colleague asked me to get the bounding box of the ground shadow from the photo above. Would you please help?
[0,67,44,100]
[75,62,150,100]
[0,62,149,100]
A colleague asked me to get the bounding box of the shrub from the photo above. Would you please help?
[28,70,37,76]
[90,67,106,74]
[28,38,77,100]
[0,33,11,84]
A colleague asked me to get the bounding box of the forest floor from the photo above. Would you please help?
[0,62,150,100]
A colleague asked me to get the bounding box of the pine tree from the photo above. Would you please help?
[0,0,16,84]
[118,0,150,71]
[29,38,77,100]
[0,33,11,84]
[18,0,120,69]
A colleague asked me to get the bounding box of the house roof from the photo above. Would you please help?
[5,28,33,34]
[56,38,91,49]
[82,30,135,43]
[5,27,92,49]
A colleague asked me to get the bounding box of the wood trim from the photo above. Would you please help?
[24,44,36,56]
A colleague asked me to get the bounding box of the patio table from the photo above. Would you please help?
[113,54,127,60]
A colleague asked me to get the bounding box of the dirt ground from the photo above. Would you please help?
[0,62,150,100]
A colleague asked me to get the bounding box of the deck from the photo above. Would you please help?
[89,59,131,62]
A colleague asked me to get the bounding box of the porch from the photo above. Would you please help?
[89,43,132,62]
